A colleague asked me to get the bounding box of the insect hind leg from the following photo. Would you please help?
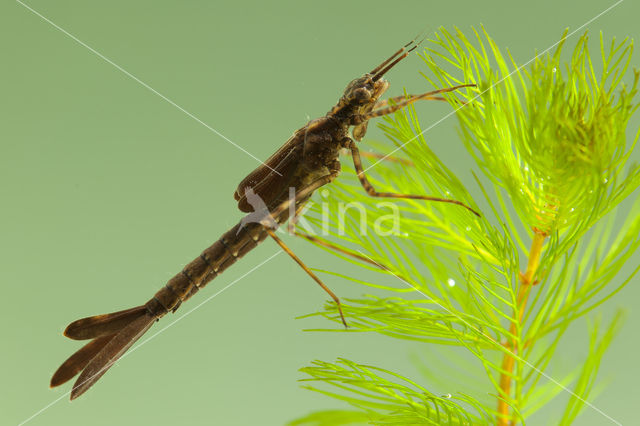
[266,228,348,327]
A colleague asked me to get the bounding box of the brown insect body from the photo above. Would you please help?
[51,38,478,400]
[233,74,390,213]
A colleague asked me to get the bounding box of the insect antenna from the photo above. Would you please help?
[372,31,428,81]
[369,32,420,74]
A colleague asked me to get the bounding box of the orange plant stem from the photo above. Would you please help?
[496,230,546,425]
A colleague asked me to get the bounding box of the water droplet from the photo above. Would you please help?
[445,191,451,196]
[570,208,575,212]
[465,226,471,231]
[447,278,456,287]
[603,178,608,183]
[443,393,452,399]
[321,189,330,198]
[402,232,409,237]
[524,165,529,171]
[589,190,593,194]
[552,67,557,73]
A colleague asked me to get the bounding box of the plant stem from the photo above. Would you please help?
[497,230,547,426]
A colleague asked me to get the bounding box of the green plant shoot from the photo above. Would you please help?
[290,26,640,425]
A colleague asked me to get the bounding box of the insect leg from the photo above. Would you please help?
[359,151,413,166]
[288,205,381,268]
[255,172,347,325]
[345,138,480,217]
[288,205,415,284]
[266,228,347,327]
[372,93,443,109]
[365,84,476,120]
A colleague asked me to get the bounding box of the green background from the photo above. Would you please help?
[2,1,639,425]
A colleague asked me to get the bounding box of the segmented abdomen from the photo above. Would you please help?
[145,220,269,317]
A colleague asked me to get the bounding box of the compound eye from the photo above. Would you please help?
[353,87,371,102]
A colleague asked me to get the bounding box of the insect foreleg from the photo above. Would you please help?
[363,83,476,121]
[358,151,414,166]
